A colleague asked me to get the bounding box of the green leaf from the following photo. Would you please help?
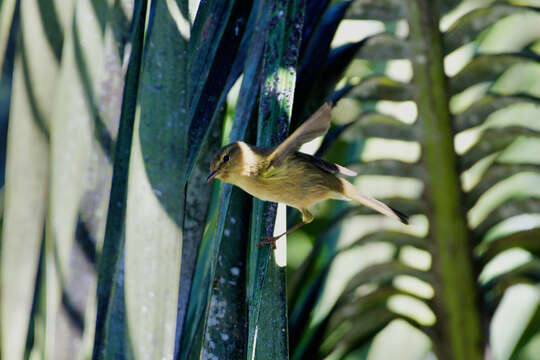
[342,231,428,252]
[460,128,524,171]
[301,0,331,54]
[292,41,362,130]
[347,159,424,179]
[0,0,59,358]
[178,1,271,358]
[508,292,540,360]
[293,1,351,128]
[200,187,251,359]
[342,262,432,294]
[319,308,398,359]
[482,260,540,306]
[42,0,113,356]
[123,1,188,358]
[475,10,540,55]
[346,0,406,21]
[347,76,412,101]
[246,1,305,359]
[0,0,18,75]
[450,54,540,95]
[179,181,233,360]
[473,198,540,237]
[343,112,418,141]
[454,95,540,132]
[185,0,253,178]
[177,1,256,353]
[466,163,540,210]
[355,33,409,60]
[93,1,147,357]
[478,228,540,267]
[444,5,529,54]
[188,0,235,110]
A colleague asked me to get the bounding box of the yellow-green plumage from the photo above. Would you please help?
[206,103,408,244]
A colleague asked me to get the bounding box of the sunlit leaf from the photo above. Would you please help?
[124,1,188,358]
[346,0,406,21]
[0,0,59,357]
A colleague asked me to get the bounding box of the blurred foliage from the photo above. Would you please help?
[0,0,539,360]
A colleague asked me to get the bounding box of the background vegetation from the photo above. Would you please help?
[1,0,539,359]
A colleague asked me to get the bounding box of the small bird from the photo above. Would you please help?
[206,103,408,247]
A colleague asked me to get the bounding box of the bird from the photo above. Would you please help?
[206,102,409,247]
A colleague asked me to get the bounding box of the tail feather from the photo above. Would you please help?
[339,179,409,225]
[389,206,409,225]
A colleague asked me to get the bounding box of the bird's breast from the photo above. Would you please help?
[229,163,335,209]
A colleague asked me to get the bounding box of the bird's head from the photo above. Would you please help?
[206,141,245,183]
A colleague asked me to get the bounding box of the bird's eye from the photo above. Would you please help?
[223,154,230,162]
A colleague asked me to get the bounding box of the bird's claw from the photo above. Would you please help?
[257,236,278,250]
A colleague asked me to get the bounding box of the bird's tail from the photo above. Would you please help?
[339,178,409,225]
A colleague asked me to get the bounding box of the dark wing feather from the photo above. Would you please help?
[295,152,357,177]
[268,103,332,166]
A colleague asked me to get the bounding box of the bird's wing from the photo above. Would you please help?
[295,152,357,177]
[268,103,332,167]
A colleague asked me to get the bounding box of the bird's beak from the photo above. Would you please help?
[206,170,218,183]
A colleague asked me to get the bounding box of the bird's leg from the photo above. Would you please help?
[257,209,313,249]
[257,221,308,248]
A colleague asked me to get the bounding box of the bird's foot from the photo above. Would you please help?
[257,236,279,250]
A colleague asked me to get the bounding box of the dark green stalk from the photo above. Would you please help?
[407,1,483,359]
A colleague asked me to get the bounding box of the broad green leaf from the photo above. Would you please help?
[474,198,540,237]
[0,1,59,358]
[301,0,331,54]
[342,231,428,252]
[292,41,363,130]
[444,5,529,54]
[454,95,540,132]
[460,128,530,171]
[347,159,424,179]
[188,0,235,111]
[193,0,272,355]
[124,1,187,358]
[490,284,540,360]
[43,0,123,357]
[482,261,540,308]
[179,181,233,360]
[466,163,540,209]
[176,115,223,357]
[296,1,351,105]
[319,308,397,359]
[293,1,353,129]
[478,228,540,266]
[200,187,251,359]
[247,1,305,359]
[178,1,270,358]
[491,62,540,97]
[177,1,254,350]
[93,0,147,358]
[475,11,540,54]
[343,113,418,141]
[343,262,432,294]
[0,0,17,75]
[355,33,409,60]
[346,0,406,21]
[366,320,432,360]
[184,1,253,179]
[347,76,412,101]
[450,54,539,95]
